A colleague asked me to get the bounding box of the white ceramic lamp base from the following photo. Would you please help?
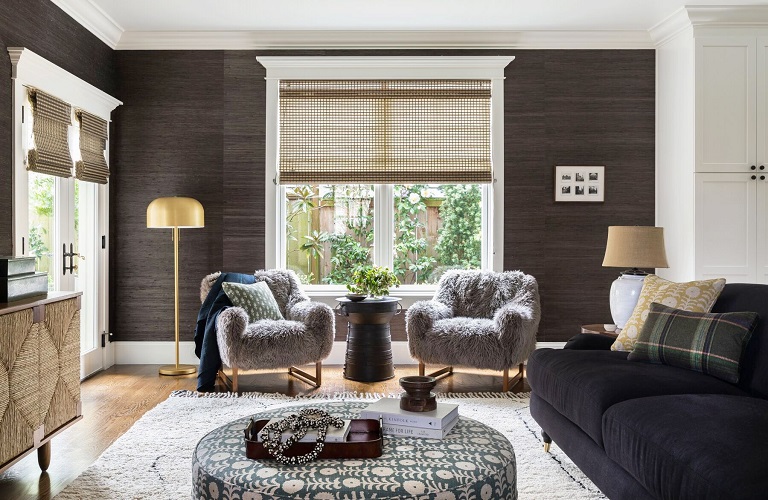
[609,274,646,329]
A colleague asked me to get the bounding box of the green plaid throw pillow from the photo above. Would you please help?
[222,281,284,323]
[628,302,758,383]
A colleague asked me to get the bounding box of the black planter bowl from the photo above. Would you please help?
[345,293,368,302]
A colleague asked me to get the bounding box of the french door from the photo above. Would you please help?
[19,170,107,378]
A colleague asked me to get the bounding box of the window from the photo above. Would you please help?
[261,57,512,291]
[285,183,483,285]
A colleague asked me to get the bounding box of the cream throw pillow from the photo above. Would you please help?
[611,275,726,351]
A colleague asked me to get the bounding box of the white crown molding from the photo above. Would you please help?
[8,47,122,118]
[116,29,653,50]
[650,5,768,47]
[50,0,123,48]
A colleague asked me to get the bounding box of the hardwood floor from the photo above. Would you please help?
[0,363,526,499]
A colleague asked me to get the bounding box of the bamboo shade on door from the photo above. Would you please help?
[278,80,492,184]
[27,89,73,178]
[76,111,110,184]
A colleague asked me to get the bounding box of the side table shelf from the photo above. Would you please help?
[581,324,620,337]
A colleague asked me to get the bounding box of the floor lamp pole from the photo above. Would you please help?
[159,226,196,376]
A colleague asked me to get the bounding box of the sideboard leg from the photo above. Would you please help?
[37,441,51,471]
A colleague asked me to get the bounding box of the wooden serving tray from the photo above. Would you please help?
[245,418,384,460]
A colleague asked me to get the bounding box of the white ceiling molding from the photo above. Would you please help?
[650,5,768,46]
[115,29,653,50]
[50,0,123,48]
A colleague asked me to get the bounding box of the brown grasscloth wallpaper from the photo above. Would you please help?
[0,0,116,256]
[112,49,655,343]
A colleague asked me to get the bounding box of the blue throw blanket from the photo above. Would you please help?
[194,272,255,391]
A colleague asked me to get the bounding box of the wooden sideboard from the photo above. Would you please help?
[0,291,82,473]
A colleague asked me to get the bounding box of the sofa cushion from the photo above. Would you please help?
[603,394,768,500]
[711,283,768,398]
[628,302,758,383]
[612,275,726,352]
[527,348,748,446]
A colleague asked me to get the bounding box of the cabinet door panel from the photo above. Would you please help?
[758,37,768,175]
[758,179,768,285]
[696,37,756,173]
[695,173,756,282]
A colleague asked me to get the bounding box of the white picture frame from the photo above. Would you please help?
[555,166,604,202]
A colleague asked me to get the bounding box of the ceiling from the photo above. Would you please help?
[51,0,768,49]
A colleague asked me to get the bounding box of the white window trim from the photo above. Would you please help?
[259,56,512,299]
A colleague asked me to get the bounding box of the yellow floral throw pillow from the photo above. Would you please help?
[611,275,726,351]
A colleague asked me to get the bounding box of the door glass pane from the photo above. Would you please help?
[284,184,373,285]
[394,184,482,285]
[27,171,54,290]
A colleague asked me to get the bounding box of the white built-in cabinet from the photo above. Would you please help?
[693,36,768,284]
[657,14,768,284]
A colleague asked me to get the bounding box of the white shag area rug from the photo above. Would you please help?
[55,391,605,499]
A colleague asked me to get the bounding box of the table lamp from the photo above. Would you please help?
[602,226,668,329]
[147,196,204,376]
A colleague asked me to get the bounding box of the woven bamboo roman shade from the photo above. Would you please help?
[76,110,110,184]
[278,80,492,184]
[27,89,73,178]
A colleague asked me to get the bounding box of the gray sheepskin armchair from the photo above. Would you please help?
[406,270,540,391]
[200,269,334,392]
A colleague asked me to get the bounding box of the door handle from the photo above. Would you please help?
[62,244,82,274]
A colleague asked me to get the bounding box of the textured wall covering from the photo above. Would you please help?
[111,51,266,342]
[0,0,116,255]
[112,49,654,343]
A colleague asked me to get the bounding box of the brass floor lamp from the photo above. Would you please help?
[147,196,205,376]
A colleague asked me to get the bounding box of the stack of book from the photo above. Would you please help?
[360,398,459,439]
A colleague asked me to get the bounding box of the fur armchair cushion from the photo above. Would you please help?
[210,269,334,370]
[406,270,540,371]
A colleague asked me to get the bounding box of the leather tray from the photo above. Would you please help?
[245,418,384,460]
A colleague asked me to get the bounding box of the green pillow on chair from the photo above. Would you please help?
[222,281,284,322]
[628,302,758,383]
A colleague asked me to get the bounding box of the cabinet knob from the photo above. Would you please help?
[761,166,765,170]
[751,165,757,170]
[762,176,766,181]
[752,175,757,180]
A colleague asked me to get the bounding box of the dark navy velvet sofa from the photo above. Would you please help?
[528,283,768,500]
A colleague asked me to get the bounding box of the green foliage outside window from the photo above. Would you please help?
[435,185,482,269]
[285,183,482,286]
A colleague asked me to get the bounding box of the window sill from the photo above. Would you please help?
[302,285,436,308]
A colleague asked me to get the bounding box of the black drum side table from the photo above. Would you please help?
[336,296,401,382]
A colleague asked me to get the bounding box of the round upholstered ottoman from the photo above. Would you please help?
[192,401,517,499]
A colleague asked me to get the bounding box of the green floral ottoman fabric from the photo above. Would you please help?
[192,401,517,499]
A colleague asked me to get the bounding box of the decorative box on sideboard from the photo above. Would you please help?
[0,292,82,473]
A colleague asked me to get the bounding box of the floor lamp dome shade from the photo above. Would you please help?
[147,196,204,228]
[147,196,204,377]
[602,226,669,330]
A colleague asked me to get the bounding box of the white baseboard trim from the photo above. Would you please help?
[113,340,567,365]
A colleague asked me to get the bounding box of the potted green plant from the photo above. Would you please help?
[347,265,400,299]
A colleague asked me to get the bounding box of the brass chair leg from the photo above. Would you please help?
[232,366,239,393]
[519,363,525,383]
[503,368,509,392]
[421,364,453,380]
[289,362,322,388]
